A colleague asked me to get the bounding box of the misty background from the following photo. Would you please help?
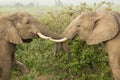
[0,0,119,6]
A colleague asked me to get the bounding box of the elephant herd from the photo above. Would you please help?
[0,11,120,80]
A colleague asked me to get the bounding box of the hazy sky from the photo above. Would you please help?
[0,0,119,6]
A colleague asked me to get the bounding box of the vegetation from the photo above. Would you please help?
[0,1,119,80]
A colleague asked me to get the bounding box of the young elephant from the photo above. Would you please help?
[0,12,64,80]
[52,11,120,80]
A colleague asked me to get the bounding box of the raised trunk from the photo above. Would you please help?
[39,25,62,39]
[37,23,67,42]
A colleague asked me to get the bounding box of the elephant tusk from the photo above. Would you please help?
[49,37,67,42]
[37,33,67,42]
[37,33,51,39]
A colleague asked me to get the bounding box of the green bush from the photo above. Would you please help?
[10,1,115,80]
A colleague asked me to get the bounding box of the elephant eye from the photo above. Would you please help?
[26,20,30,24]
[77,25,80,27]
[26,21,30,24]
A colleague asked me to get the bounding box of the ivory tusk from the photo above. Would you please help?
[37,33,67,42]
[49,37,67,42]
[37,33,51,39]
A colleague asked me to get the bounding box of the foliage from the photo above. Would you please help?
[0,1,117,80]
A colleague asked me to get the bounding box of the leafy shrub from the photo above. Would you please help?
[10,1,115,80]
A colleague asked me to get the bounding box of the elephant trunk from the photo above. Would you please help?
[48,25,77,42]
[36,23,67,42]
[39,26,62,39]
[33,20,68,42]
[45,32,68,42]
[37,30,67,42]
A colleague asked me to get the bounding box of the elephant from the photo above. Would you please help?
[0,12,65,80]
[50,11,120,80]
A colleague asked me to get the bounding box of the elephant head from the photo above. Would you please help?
[0,12,67,80]
[52,11,119,43]
[52,11,119,54]
[0,12,64,44]
[52,11,120,80]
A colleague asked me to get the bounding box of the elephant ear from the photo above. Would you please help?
[86,14,119,45]
[0,13,23,44]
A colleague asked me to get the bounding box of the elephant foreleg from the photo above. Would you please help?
[1,61,11,80]
[108,53,120,80]
[105,37,120,80]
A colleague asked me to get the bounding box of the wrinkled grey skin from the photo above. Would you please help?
[0,12,61,80]
[55,11,120,80]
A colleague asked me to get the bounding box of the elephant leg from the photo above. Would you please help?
[1,61,11,80]
[54,43,62,56]
[105,38,120,80]
[62,42,73,61]
[108,53,120,80]
[16,61,30,74]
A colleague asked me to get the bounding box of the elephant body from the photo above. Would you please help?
[105,33,120,80]
[0,40,15,80]
[0,12,35,80]
[54,11,120,80]
[0,12,62,80]
[105,12,120,80]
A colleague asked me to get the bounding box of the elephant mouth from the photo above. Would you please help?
[22,33,38,43]
[23,39,32,43]
[71,34,78,41]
